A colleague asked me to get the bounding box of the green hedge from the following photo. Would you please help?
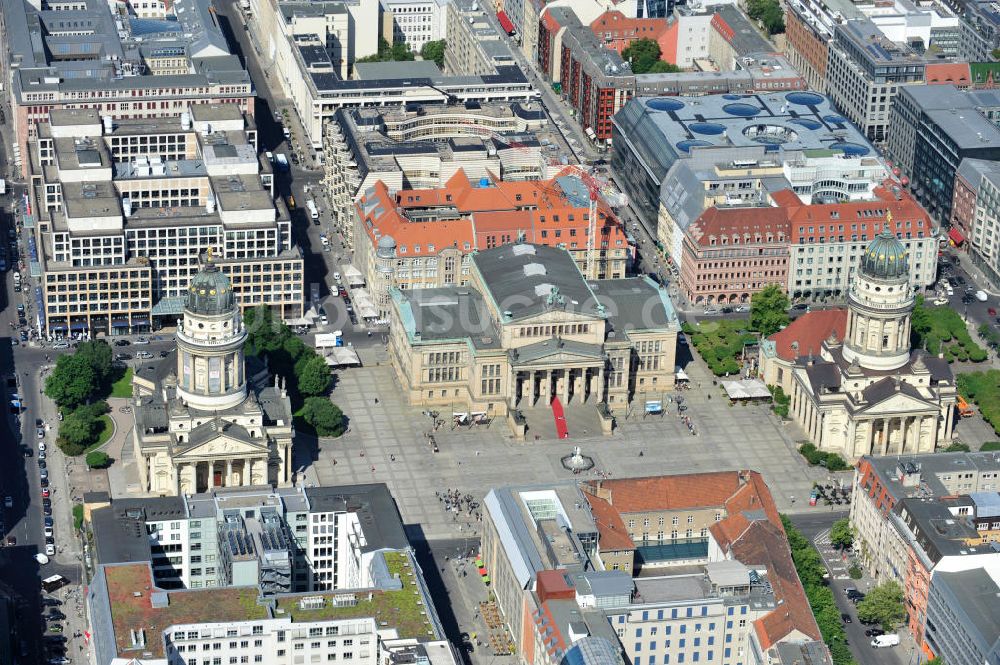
[912,297,987,363]
[799,443,852,471]
[683,320,756,376]
[769,385,791,418]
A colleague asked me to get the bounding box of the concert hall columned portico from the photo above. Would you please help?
[387,243,681,426]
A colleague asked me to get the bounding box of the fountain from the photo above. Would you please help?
[560,445,595,473]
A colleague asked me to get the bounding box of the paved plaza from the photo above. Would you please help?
[295,347,838,541]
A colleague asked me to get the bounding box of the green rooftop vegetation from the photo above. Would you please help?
[276,552,435,639]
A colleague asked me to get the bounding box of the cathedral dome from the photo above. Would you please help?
[186,257,235,316]
[860,226,908,280]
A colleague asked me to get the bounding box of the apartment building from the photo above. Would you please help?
[28,105,303,336]
[886,85,1000,223]
[539,6,803,144]
[778,185,938,297]
[657,153,889,274]
[680,207,790,306]
[87,551,455,665]
[950,159,1000,252]
[250,0,533,149]
[480,472,825,665]
[445,0,515,76]
[612,92,874,238]
[323,101,548,249]
[959,0,1000,62]
[785,0,957,97]
[354,171,630,317]
[850,454,1000,655]
[381,0,448,51]
[924,565,1000,665]
[90,484,409,594]
[824,19,926,144]
[969,165,1000,290]
[0,0,254,166]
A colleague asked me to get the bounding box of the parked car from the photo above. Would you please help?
[114,339,130,346]
[133,337,150,345]
[47,611,66,621]
[44,526,53,538]
[841,613,852,624]
[52,342,69,349]
[115,353,131,361]
[41,488,50,498]
[45,543,55,556]
[135,351,154,359]
[865,628,885,637]
[5,536,15,546]
[37,459,46,470]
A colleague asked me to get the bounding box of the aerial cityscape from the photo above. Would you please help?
[1,0,1000,662]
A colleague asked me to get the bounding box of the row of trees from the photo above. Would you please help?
[244,307,345,437]
[44,341,118,455]
[782,515,853,665]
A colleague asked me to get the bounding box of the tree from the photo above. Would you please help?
[358,38,414,63]
[244,306,291,356]
[300,397,345,437]
[77,340,114,386]
[925,658,944,665]
[750,285,790,337]
[856,580,905,630]
[45,354,97,411]
[622,39,679,74]
[296,354,332,397]
[86,451,111,468]
[945,442,971,452]
[647,59,681,73]
[421,39,446,68]
[57,408,102,456]
[829,517,854,549]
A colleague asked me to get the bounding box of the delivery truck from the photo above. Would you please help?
[306,199,319,221]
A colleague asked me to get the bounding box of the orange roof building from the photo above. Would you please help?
[579,471,822,650]
[678,184,939,306]
[354,170,630,318]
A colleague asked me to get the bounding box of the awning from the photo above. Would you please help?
[675,368,690,382]
[948,227,965,245]
[340,264,365,287]
[322,347,361,367]
[70,322,88,331]
[350,287,379,319]
[722,378,772,400]
[111,320,130,328]
[50,324,68,332]
[131,317,150,325]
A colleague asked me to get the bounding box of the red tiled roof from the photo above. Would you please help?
[582,472,820,648]
[582,492,635,552]
[784,186,931,243]
[688,206,790,247]
[585,471,745,513]
[708,472,821,648]
[358,169,628,257]
[925,62,971,87]
[767,308,847,361]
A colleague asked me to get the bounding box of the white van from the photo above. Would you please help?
[871,634,899,648]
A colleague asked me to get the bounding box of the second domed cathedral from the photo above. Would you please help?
[788,223,957,459]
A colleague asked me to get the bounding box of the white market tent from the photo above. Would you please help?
[340,264,365,287]
[722,378,771,400]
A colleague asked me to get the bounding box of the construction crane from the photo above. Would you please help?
[558,164,609,278]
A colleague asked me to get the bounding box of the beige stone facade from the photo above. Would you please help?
[131,262,294,496]
[788,230,956,460]
[387,243,679,424]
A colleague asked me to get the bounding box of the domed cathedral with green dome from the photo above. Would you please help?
[787,217,957,460]
[129,253,295,496]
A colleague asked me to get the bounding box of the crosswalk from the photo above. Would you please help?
[814,528,851,580]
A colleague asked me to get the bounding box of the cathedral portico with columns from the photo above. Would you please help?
[130,255,294,495]
[786,224,957,459]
